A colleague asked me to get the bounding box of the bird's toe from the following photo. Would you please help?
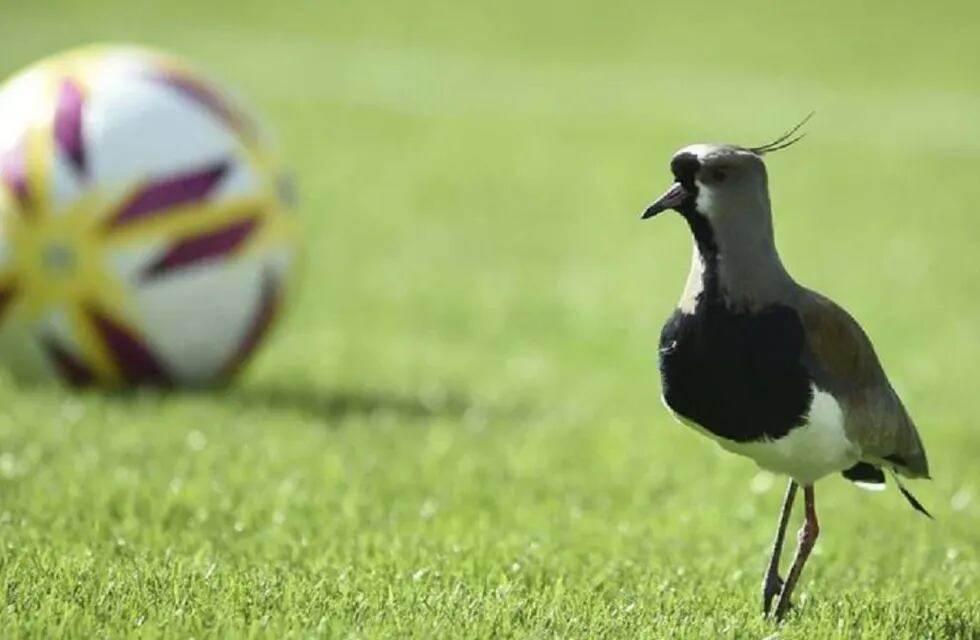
[773,594,795,622]
[762,574,784,616]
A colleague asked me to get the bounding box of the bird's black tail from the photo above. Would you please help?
[893,473,933,519]
[844,463,933,519]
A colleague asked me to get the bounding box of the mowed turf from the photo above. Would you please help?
[1,1,979,637]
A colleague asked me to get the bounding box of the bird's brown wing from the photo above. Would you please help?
[796,290,930,478]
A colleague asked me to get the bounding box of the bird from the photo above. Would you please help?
[640,117,931,621]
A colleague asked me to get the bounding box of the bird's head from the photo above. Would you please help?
[641,144,769,222]
[641,116,811,242]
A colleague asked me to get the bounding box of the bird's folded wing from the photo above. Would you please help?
[796,290,929,478]
[797,291,883,395]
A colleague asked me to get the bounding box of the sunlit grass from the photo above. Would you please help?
[0,0,978,637]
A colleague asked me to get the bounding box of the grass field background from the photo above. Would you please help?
[1,1,979,637]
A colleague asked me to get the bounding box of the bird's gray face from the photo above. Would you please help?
[641,144,766,221]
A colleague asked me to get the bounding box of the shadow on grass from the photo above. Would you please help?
[4,373,527,424]
[222,382,483,423]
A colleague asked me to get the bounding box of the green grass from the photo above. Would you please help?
[1,0,979,637]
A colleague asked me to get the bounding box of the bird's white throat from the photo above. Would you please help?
[679,247,706,314]
[694,181,717,219]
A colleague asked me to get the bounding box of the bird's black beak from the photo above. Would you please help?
[641,182,688,219]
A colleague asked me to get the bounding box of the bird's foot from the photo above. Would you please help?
[762,572,783,616]
[773,589,795,622]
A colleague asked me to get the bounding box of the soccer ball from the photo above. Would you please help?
[0,45,299,387]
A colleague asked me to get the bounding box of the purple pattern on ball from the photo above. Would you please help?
[148,70,257,141]
[220,269,280,379]
[41,335,96,387]
[89,308,172,386]
[54,80,87,177]
[0,142,32,210]
[143,216,259,280]
[107,162,229,228]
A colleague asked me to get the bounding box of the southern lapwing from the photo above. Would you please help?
[641,119,931,620]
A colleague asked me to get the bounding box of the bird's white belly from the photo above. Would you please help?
[665,386,861,485]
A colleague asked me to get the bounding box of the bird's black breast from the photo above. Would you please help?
[659,302,813,442]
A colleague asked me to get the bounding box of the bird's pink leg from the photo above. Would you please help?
[774,484,820,621]
[762,480,797,616]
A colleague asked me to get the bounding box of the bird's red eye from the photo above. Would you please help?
[710,168,728,182]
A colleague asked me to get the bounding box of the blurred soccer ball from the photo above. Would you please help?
[0,45,299,387]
